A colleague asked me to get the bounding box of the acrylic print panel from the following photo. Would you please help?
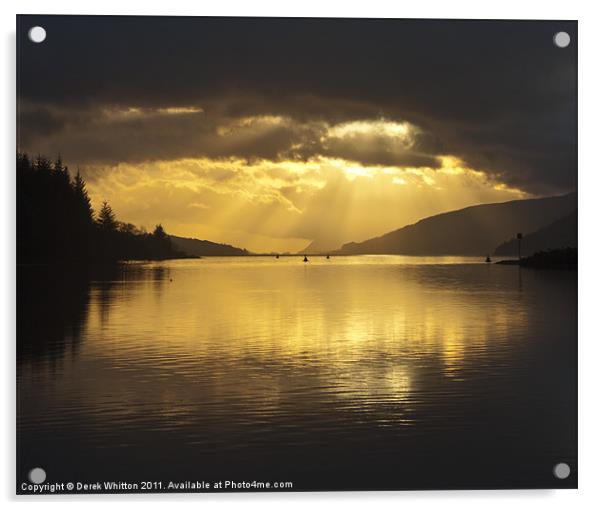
[16,15,577,493]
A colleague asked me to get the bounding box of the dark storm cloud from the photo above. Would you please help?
[17,16,577,193]
[18,100,443,170]
[17,100,319,164]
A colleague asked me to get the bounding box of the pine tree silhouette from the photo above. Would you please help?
[97,201,117,232]
[17,152,184,264]
[73,169,93,223]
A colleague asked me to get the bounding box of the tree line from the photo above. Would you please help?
[17,152,186,265]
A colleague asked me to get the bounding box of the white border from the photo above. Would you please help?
[2,1,601,508]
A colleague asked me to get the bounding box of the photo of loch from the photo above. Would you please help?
[17,16,577,492]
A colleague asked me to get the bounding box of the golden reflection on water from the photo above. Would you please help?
[30,257,525,429]
[17,256,577,486]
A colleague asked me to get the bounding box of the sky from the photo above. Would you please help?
[17,16,577,252]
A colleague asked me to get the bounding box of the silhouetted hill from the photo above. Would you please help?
[298,240,339,255]
[494,210,577,256]
[169,235,249,256]
[337,193,576,256]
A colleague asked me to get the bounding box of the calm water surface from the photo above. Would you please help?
[17,256,577,490]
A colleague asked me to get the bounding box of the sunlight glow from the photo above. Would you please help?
[83,151,529,254]
[102,106,204,120]
[216,115,287,136]
[326,119,416,143]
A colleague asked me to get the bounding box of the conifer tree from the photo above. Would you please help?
[73,170,94,223]
[97,201,117,231]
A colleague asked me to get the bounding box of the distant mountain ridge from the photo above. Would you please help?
[169,235,249,257]
[494,210,577,256]
[298,239,339,255]
[337,193,577,256]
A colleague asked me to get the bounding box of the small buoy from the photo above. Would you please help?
[485,255,491,263]
[326,254,330,259]
[303,255,308,262]
[275,254,279,259]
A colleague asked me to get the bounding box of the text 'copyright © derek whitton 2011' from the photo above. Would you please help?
[20,479,295,493]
